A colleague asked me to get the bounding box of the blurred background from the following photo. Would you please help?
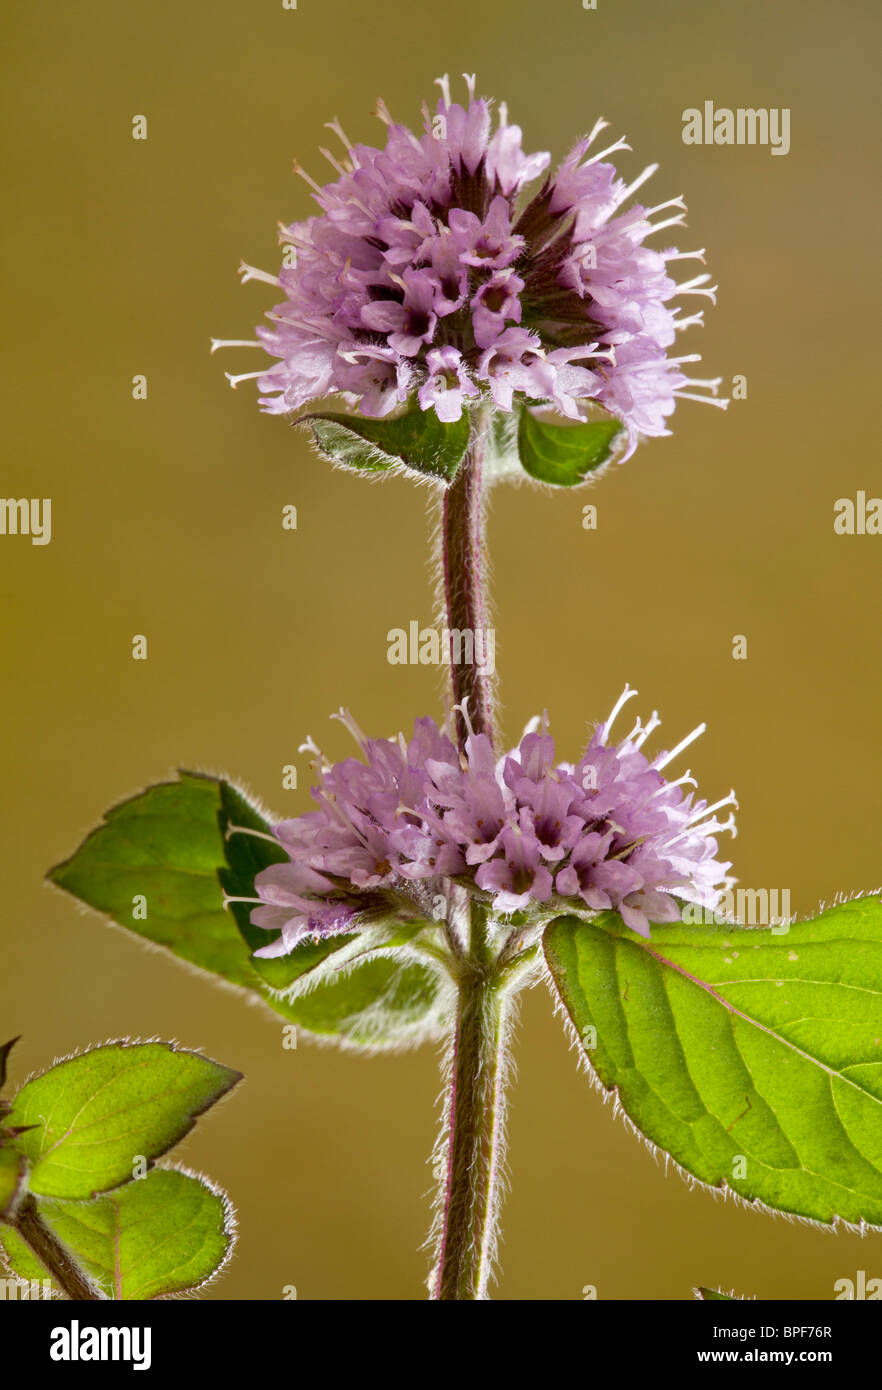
[2,0,880,1300]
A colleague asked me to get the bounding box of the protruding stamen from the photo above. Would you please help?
[632,711,661,748]
[586,137,631,166]
[222,893,263,910]
[210,339,262,354]
[373,97,394,127]
[617,162,658,205]
[645,196,686,218]
[224,822,281,846]
[672,311,706,331]
[318,145,348,178]
[331,706,370,751]
[644,214,687,236]
[583,117,609,148]
[453,696,476,742]
[238,262,281,287]
[649,769,697,797]
[434,73,451,107]
[225,369,273,389]
[325,117,354,152]
[690,791,739,826]
[664,248,706,264]
[292,159,325,197]
[653,723,706,771]
[462,72,477,101]
[601,685,639,742]
[674,392,729,409]
[675,274,717,299]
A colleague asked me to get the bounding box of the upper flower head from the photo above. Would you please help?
[215,75,727,452]
[247,691,736,958]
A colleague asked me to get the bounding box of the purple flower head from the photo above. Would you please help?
[249,690,736,956]
[215,76,727,450]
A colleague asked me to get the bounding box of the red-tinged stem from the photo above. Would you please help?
[441,406,496,752]
[430,901,508,1301]
[11,1194,103,1300]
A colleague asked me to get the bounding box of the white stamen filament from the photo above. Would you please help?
[462,72,476,101]
[675,392,729,408]
[453,696,476,742]
[672,312,706,331]
[644,197,686,217]
[675,274,717,298]
[238,262,281,287]
[331,706,370,751]
[601,685,638,742]
[224,823,281,846]
[582,117,610,148]
[617,162,658,206]
[649,770,697,797]
[664,248,706,263]
[586,137,631,167]
[644,215,687,236]
[225,368,276,389]
[318,145,348,178]
[632,711,661,748]
[689,791,738,826]
[435,74,452,107]
[222,894,263,910]
[292,159,325,196]
[210,339,262,353]
[325,117,354,153]
[653,723,706,771]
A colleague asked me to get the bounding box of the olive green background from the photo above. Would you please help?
[2,0,880,1300]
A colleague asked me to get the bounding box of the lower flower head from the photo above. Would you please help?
[249,690,736,956]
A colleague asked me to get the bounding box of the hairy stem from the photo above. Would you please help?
[431,902,508,1301]
[11,1194,103,1300]
[441,406,496,751]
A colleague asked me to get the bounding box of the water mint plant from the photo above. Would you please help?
[38,76,882,1302]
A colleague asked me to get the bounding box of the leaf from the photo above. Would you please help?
[517,408,622,485]
[543,896,882,1228]
[50,772,448,1047]
[3,1168,232,1300]
[0,1226,50,1291]
[280,953,449,1049]
[8,1041,241,1199]
[48,772,265,990]
[0,1146,25,1219]
[0,1169,232,1299]
[300,402,471,481]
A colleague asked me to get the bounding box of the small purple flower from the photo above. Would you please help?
[215,76,727,450]
[247,689,736,955]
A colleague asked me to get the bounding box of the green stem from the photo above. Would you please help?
[432,902,508,1301]
[11,1194,103,1300]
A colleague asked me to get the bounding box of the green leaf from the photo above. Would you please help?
[543,896,882,1228]
[280,953,449,1049]
[300,403,471,481]
[8,1041,241,1199]
[0,1146,25,1219]
[48,772,266,990]
[517,408,623,485]
[2,1169,232,1300]
[0,1226,50,1291]
[50,771,447,1047]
